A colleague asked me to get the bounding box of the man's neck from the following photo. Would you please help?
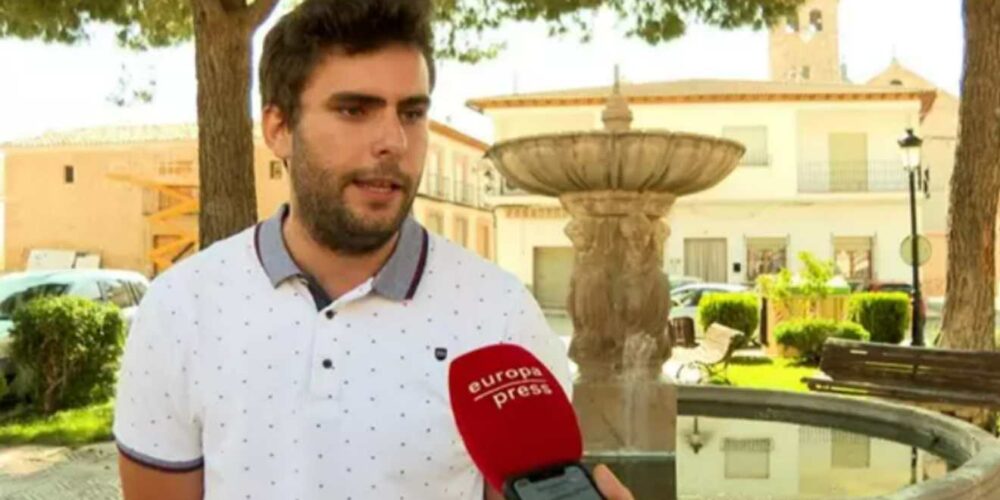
[282,210,400,300]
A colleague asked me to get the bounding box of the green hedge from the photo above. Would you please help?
[774,319,870,364]
[9,296,125,415]
[848,292,910,344]
[699,293,760,348]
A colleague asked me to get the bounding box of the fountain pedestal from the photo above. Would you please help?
[485,71,744,499]
[561,190,679,497]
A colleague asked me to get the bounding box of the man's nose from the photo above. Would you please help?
[372,112,407,160]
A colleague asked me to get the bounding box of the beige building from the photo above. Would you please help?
[865,60,963,297]
[465,0,964,312]
[0,121,495,276]
[471,80,934,309]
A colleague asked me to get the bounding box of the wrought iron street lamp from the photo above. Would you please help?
[898,128,925,346]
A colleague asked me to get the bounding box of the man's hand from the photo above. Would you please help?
[593,464,634,500]
[484,464,634,500]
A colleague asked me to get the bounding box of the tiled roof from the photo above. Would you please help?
[3,120,486,151]
[468,78,937,115]
[3,123,206,148]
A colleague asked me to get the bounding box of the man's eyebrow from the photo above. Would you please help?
[399,95,432,108]
[326,92,386,106]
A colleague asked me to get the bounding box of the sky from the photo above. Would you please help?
[0,0,964,145]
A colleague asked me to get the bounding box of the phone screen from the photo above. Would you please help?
[506,464,605,500]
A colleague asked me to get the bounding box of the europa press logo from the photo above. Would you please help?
[466,365,554,409]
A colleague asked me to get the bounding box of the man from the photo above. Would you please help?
[113,1,632,499]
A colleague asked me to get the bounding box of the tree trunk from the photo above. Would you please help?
[190,0,279,247]
[939,0,1000,351]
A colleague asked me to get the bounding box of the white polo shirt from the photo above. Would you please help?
[113,205,571,500]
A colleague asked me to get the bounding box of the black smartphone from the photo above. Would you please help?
[503,463,606,500]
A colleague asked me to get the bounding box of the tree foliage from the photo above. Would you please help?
[435,0,802,62]
[2,0,802,63]
[0,0,192,49]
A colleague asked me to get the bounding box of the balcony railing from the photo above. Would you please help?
[420,174,489,207]
[738,151,772,167]
[798,161,908,194]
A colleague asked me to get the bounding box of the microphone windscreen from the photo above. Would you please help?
[448,343,582,492]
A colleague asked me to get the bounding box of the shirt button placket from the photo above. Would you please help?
[311,307,341,400]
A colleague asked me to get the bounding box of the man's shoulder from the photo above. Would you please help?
[145,226,257,295]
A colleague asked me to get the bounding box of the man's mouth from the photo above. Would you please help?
[352,178,403,194]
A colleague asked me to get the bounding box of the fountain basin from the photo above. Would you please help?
[585,385,1000,499]
[486,131,745,197]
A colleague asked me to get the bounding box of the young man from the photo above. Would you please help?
[114,1,632,499]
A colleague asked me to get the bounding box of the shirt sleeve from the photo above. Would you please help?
[113,280,203,472]
[502,280,573,399]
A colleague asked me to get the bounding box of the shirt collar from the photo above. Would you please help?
[254,204,429,301]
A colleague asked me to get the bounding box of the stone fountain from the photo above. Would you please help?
[485,72,745,496]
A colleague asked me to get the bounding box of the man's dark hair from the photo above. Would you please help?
[260,0,436,126]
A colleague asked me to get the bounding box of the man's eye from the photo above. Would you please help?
[337,106,365,118]
[401,109,427,123]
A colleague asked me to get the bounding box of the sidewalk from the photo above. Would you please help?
[0,442,119,500]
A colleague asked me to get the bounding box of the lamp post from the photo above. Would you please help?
[898,128,925,347]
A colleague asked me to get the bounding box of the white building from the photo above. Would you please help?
[470,80,936,310]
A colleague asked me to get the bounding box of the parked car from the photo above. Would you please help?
[0,269,149,373]
[669,283,751,335]
[668,275,703,292]
[864,281,927,332]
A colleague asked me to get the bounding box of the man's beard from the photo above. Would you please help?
[289,138,417,255]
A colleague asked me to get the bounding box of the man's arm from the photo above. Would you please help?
[114,280,204,499]
[119,455,203,500]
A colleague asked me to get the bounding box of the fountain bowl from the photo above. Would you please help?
[486,130,746,197]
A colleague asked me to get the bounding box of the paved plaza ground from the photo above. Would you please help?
[0,443,120,500]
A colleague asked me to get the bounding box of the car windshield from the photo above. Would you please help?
[0,282,71,320]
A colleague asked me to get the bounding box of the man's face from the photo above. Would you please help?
[287,44,430,254]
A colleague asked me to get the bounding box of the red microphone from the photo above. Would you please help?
[448,343,605,499]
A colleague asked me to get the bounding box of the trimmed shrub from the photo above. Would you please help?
[848,292,910,344]
[774,319,870,364]
[9,296,125,414]
[699,293,760,348]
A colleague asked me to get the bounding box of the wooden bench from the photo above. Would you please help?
[803,338,1000,428]
[672,323,742,383]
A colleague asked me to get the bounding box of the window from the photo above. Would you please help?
[424,211,444,235]
[831,430,871,469]
[0,284,69,319]
[74,281,104,302]
[99,280,137,308]
[722,126,769,166]
[452,216,469,247]
[64,165,75,184]
[127,281,148,303]
[785,15,799,33]
[746,238,788,281]
[801,66,811,80]
[422,147,445,197]
[834,237,874,285]
[476,222,492,260]
[890,79,904,86]
[158,160,194,177]
[670,288,701,308]
[723,438,772,479]
[269,160,283,180]
[809,9,824,32]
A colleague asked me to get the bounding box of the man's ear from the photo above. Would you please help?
[262,104,292,161]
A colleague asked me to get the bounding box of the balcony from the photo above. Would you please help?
[420,175,488,207]
[738,150,772,167]
[798,161,908,194]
